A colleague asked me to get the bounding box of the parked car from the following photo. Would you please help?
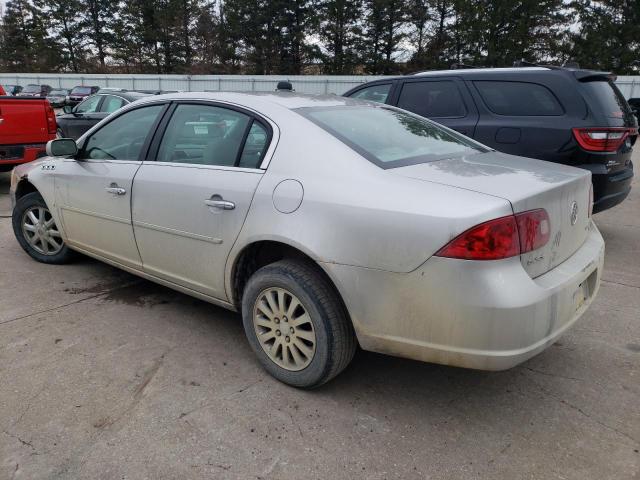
[0,85,5,95]
[0,96,57,172]
[627,97,640,124]
[67,85,100,105]
[18,84,52,97]
[10,92,603,387]
[56,91,152,139]
[46,88,70,108]
[2,84,23,96]
[344,66,638,213]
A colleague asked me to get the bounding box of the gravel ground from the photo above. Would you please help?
[0,153,638,479]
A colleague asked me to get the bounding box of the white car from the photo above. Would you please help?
[10,92,604,387]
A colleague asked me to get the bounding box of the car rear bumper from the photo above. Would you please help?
[591,161,633,213]
[0,144,47,169]
[322,222,604,371]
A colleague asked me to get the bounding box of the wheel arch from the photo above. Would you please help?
[228,240,352,324]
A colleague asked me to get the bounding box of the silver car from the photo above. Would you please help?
[10,92,604,387]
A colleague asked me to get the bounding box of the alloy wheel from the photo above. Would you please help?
[21,206,63,255]
[252,287,316,371]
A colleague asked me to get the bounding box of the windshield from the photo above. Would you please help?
[23,85,40,93]
[71,87,92,95]
[298,105,487,168]
[50,89,67,96]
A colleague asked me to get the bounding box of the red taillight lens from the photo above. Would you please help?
[572,127,637,152]
[45,104,56,135]
[436,210,551,260]
[436,215,520,260]
[515,209,550,253]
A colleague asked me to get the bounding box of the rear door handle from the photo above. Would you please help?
[106,183,126,195]
[205,197,235,210]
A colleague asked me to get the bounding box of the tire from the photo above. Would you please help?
[12,192,74,264]
[241,259,356,388]
[0,165,13,173]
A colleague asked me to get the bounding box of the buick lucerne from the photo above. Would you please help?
[10,92,604,387]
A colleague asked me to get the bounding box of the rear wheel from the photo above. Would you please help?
[12,192,73,264]
[241,259,356,388]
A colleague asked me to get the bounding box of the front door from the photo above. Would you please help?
[132,102,271,300]
[54,104,166,268]
[65,95,107,139]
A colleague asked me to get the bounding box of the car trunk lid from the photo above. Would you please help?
[392,151,592,278]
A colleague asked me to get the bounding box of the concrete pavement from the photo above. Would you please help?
[0,158,638,479]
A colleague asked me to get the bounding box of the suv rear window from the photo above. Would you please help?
[474,81,564,116]
[298,105,486,168]
[397,81,467,118]
[580,80,632,119]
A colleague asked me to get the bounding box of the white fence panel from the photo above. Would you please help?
[1,73,638,98]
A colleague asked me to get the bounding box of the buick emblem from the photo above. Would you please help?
[570,201,578,226]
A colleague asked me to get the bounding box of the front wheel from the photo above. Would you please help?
[12,192,74,264]
[241,259,356,388]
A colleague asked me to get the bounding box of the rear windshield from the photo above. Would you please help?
[581,80,632,119]
[23,84,40,93]
[298,105,487,168]
[50,89,67,95]
[71,86,92,95]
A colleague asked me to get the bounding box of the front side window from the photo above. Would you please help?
[100,95,127,113]
[79,105,164,160]
[349,84,392,104]
[157,104,267,167]
[474,81,564,116]
[75,96,101,113]
[299,105,486,168]
[397,81,467,118]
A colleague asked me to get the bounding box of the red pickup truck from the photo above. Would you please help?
[0,95,57,172]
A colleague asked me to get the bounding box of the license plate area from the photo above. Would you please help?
[573,269,598,312]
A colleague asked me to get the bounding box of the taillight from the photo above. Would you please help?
[515,209,550,253]
[436,209,550,261]
[45,104,56,135]
[572,127,637,152]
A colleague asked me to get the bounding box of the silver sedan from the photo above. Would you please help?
[10,92,604,387]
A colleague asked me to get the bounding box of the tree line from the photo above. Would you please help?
[0,0,637,75]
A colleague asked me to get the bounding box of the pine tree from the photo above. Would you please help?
[316,0,362,74]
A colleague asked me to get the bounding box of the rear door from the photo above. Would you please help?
[132,102,272,300]
[390,77,479,136]
[467,74,583,163]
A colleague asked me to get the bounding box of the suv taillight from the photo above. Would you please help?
[45,104,56,135]
[435,209,550,261]
[572,127,637,152]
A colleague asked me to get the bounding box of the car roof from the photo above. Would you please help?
[99,91,153,101]
[136,91,366,112]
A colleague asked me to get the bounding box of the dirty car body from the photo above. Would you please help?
[10,92,604,385]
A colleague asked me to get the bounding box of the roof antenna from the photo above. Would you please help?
[276,81,294,92]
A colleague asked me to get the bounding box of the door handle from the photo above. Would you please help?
[205,197,235,210]
[106,183,126,195]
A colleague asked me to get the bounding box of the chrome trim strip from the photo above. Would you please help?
[133,220,223,244]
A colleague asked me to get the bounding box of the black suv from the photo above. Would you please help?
[344,67,637,213]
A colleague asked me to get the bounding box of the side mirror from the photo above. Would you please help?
[46,139,78,157]
[62,105,74,114]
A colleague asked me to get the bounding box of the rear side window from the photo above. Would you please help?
[298,105,486,168]
[580,80,632,119]
[474,81,564,116]
[397,81,467,118]
[349,84,391,104]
